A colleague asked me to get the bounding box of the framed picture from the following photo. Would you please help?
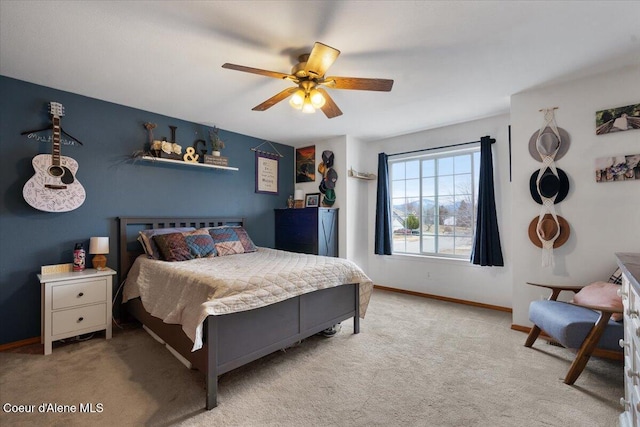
[255,152,279,194]
[595,154,640,182]
[595,103,640,135]
[296,145,315,183]
[305,193,320,208]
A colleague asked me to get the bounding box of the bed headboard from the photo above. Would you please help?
[118,216,244,279]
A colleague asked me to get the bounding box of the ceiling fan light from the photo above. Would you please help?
[301,98,316,114]
[289,89,305,109]
[309,89,326,108]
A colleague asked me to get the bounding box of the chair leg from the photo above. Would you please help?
[524,325,541,348]
[525,290,561,348]
[564,312,613,385]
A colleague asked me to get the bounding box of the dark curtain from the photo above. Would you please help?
[471,136,504,266]
[375,152,392,255]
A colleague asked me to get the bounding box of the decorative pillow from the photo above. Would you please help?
[571,281,623,321]
[153,229,216,262]
[608,268,623,285]
[185,230,217,258]
[207,226,257,256]
[137,235,150,255]
[139,227,196,259]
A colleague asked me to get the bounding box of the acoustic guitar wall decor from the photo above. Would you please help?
[23,102,86,212]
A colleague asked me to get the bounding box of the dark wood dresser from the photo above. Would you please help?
[274,208,338,257]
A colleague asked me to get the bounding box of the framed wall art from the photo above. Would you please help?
[255,152,279,194]
[595,103,640,135]
[296,145,315,183]
[594,154,640,182]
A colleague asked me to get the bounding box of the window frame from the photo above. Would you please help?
[388,145,480,259]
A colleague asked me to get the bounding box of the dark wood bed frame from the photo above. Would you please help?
[118,216,360,409]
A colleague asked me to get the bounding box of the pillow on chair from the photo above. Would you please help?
[571,281,623,321]
[608,268,623,285]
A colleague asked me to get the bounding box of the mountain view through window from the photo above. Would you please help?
[390,148,480,257]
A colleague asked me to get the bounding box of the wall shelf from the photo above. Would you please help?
[348,168,376,180]
[140,156,238,171]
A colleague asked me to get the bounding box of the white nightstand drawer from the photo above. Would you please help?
[52,278,107,310]
[51,304,107,336]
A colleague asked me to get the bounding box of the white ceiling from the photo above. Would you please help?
[1,1,639,146]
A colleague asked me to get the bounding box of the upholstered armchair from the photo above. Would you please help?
[524,276,624,385]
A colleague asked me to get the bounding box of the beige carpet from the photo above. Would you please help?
[1,289,623,427]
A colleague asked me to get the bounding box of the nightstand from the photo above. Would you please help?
[38,268,116,355]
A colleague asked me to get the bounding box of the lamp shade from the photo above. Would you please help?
[89,237,109,254]
[294,189,304,200]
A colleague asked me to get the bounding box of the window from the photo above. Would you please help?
[390,147,480,258]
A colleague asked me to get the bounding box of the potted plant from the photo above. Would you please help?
[209,127,225,157]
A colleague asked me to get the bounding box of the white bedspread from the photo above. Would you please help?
[122,248,373,351]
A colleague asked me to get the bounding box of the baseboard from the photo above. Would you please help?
[511,323,624,361]
[373,285,512,313]
[0,336,40,352]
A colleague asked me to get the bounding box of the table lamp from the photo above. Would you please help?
[89,237,109,270]
[294,188,304,208]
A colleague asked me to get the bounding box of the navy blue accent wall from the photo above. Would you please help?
[0,76,294,345]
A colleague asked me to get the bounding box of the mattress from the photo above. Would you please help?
[122,247,373,351]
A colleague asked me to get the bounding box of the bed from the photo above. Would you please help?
[118,216,372,409]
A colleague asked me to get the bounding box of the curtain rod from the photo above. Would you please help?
[388,136,494,158]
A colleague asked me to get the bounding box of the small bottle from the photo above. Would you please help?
[73,243,86,272]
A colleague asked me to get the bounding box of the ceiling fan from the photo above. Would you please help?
[222,42,394,118]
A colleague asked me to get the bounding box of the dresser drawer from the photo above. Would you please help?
[51,304,107,336]
[633,349,640,389]
[52,278,107,310]
[632,384,640,426]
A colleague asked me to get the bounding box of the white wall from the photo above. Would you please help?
[286,65,638,320]
[295,136,349,259]
[345,135,370,270]
[510,64,640,326]
[362,114,514,308]
[291,135,370,270]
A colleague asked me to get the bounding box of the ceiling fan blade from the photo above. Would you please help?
[304,42,340,78]
[252,87,298,111]
[324,76,394,91]
[316,88,343,119]
[222,63,292,80]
